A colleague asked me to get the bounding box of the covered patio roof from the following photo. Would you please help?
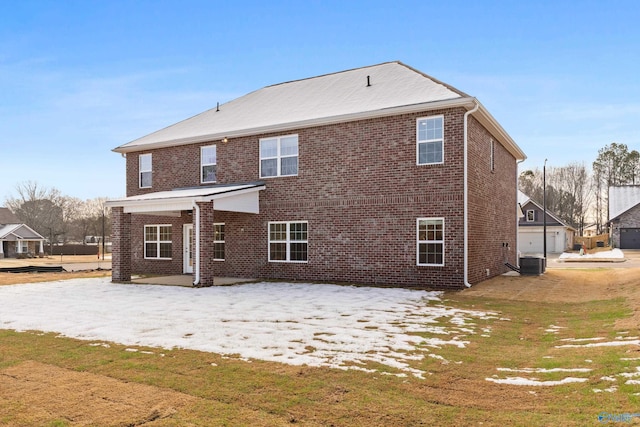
[105,182,266,216]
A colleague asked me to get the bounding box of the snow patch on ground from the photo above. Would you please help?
[559,249,624,260]
[486,376,588,386]
[0,278,500,378]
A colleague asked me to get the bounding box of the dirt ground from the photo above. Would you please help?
[2,261,640,425]
[0,361,198,426]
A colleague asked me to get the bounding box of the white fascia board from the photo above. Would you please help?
[213,191,260,214]
[471,102,526,161]
[113,98,476,154]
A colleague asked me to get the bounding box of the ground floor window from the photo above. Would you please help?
[145,225,172,259]
[417,218,444,266]
[269,221,308,262]
[214,223,225,260]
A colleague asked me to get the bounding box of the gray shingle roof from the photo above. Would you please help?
[609,186,640,220]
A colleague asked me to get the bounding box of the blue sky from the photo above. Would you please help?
[1,0,639,201]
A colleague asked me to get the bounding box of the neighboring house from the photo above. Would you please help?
[517,191,575,254]
[0,207,45,258]
[609,186,640,249]
[106,61,526,289]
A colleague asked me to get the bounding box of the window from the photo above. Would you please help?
[490,139,495,172]
[417,116,444,165]
[214,223,225,260]
[269,221,308,262]
[144,225,172,259]
[260,135,298,178]
[139,154,152,188]
[201,145,217,183]
[417,218,444,266]
[526,210,535,222]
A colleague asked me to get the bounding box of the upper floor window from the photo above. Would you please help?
[201,145,217,183]
[526,210,535,222]
[417,218,444,266]
[490,139,495,172]
[417,116,444,165]
[260,135,298,178]
[269,221,308,262]
[139,153,152,188]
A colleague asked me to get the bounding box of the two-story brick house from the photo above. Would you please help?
[106,61,526,289]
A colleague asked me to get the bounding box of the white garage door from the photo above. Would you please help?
[519,232,557,254]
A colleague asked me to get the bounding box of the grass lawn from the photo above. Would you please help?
[1,268,640,426]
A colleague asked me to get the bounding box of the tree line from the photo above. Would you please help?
[519,143,640,235]
[4,181,111,246]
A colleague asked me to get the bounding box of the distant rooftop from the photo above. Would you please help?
[609,186,640,220]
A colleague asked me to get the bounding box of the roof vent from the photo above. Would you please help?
[366,76,371,87]
[216,102,220,112]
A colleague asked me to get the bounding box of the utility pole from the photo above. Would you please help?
[543,159,547,266]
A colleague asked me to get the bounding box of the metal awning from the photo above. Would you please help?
[105,182,266,216]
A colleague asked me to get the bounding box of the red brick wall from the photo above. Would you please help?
[120,107,517,289]
[466,116,518,284]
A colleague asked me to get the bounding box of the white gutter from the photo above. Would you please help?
[192,202,200,286]
[113,98,477,154]
[463,100,480,287]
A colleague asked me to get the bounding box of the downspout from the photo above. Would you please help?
[192,202,201,286]
[516,158,526,267]
[463,100,480,287]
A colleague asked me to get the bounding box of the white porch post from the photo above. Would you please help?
[39,240,44,256]
[0,239,4,258]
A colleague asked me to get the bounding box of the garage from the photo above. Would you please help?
[620,228,640,249]
[519,231,557,254]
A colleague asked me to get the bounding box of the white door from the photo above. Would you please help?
[183,224,194,274]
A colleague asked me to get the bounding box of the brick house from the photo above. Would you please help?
[106,62,526,289]
[0,207,46,258]
[609,186,640,249]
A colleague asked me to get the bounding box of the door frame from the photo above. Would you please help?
[183,224,194,274]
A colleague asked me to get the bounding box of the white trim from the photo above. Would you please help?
[144,224,172,260]
[259,134,299,178]
[193,203,200,286]
[139,153,152,188]
[200,145,217,184]
[416,217,445,266]
[106,183,266,215]
[183,224,194,273]
[463,101,480,287]
[526,210,535,222]
[416,115,444,166]
[268,221,308,263]
[213,223,225,261]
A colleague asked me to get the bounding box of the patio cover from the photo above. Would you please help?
[105,182,266,215]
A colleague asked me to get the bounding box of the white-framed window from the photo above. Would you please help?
[214,223,225,260]
[16,241,28,254]
[201,145,217,183]
[490,139,495,172]
[139,153,152,188]
[526,210,535,222]
[144,225,172,259]
[260,135,298,178]
[417,218,444,266]
[417,116,444,165]
[269,221,308,262]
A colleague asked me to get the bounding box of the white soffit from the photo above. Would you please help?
[106,183,265,215]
